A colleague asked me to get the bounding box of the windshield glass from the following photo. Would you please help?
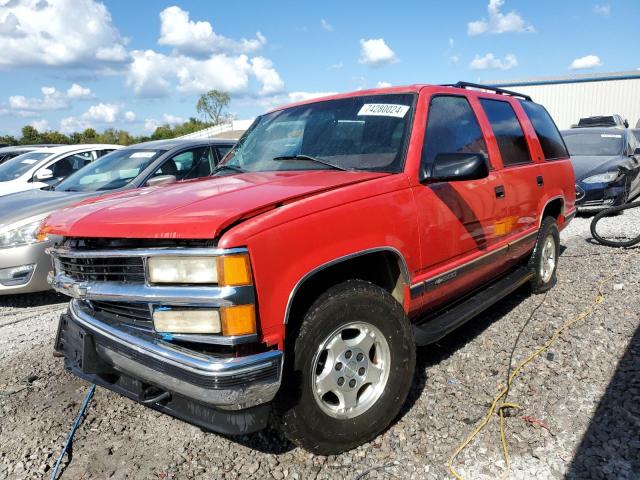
[0,151,52,181]
[56,149,165,192]
[563,132,624,156]
[222,93,416,173]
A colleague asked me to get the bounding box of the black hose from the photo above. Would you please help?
[590,200,640,248]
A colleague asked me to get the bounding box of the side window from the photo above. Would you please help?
[479,99,532,167]
[421,95,488,177]
[519,101,569,160]
[151,147,215,181]
[216,145,232,160]
[48,152,91,179]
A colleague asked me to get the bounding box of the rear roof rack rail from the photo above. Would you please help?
[441,81,532,102]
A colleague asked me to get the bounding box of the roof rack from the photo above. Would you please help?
[442,81,532,102]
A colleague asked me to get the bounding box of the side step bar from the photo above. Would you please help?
[413,266,534,346]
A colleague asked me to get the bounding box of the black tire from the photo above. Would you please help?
[274,279,415,455]
[528,217,560,294]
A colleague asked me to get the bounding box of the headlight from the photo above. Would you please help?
[147,256,218,284]
[582,171,621,184]
[0,217,48,249]
[147,253,253,286]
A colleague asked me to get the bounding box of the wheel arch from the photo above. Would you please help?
[540,195,565,226]
[283,247,410,328]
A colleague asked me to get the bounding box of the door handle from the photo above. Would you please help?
[494,185,505,198]
[536,175,544,187]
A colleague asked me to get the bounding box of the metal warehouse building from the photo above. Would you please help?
[487,71,640,130]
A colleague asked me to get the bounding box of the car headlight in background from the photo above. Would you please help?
[0,216,48,249]
[582,171,621,184]
[147,253,253,286]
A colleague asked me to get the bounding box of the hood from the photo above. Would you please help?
[41,170,389,240]
[0,188,97,226]
[570,155,629,181]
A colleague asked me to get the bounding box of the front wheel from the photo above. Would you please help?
[274,280,415,455]
[528,216,560,293]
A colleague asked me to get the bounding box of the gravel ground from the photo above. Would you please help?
[0,212,639,480]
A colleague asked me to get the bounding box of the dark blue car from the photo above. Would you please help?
[562,127,640,211]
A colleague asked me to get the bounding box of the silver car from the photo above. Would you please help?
[0,138,235,294]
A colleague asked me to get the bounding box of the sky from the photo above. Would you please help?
[0,0,638,136]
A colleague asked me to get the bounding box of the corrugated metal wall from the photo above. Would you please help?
[506,79,640,130]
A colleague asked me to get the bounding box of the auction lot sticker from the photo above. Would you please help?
[358,104,410,118]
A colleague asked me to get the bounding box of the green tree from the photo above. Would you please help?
[196,90,231,125]
[81,128,98,143]
[20,125,42,145]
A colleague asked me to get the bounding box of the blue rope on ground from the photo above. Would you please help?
[50,384,96,480]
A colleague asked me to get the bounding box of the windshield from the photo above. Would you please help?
[56,149,165,192]
[221,93,416,173]
[0,151,52,181]
[563,132,624,156]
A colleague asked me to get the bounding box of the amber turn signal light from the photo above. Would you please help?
[220,305,256,336]
[217,254,253,286]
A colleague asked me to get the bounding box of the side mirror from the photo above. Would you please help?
[624,120,629,128]
[34,168,54,181]
[429,153,489,182]
[146,174,176,187]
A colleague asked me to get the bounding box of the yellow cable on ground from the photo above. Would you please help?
[447,251,639,480]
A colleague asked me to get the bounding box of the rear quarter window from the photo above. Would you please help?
[519,101,569,160]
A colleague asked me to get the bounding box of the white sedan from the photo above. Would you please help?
[0,144,122,197]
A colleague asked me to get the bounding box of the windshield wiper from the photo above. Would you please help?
[213,164,247,175]
[273,155,350,171]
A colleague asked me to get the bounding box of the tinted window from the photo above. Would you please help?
[216,145,232,160]
[562,132,623,156]
[151,147,216,180]
[421,96,487,178]
[480,99,532,166]
[0,151,52,181]
[519,101,568,160]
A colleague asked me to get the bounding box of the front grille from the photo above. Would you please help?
[89,300,152,324]
[57,256,145,283]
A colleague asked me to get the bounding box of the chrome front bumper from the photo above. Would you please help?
[61,299,283,410]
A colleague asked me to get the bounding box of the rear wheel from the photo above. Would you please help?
[274,280,415,455]
[528,217,560,293]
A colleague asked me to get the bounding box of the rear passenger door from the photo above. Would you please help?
[478,98,542,239]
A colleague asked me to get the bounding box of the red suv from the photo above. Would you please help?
[44,82,576,455]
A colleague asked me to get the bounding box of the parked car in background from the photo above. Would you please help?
[45,83,575,454]
[0,138,235,294]
[562,127,640,210]
[0,144,60,165]
[573,115,628,129]
[0,144,121,198]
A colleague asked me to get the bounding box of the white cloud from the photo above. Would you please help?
[31,119,49,131]
[320,19,333,31]
[144,113,185,132]
[158,6,265,56]
[593,4,610,16]
[468,0,534,36]
[449,38,455,48]
[7,83,94,115]
[250,57,285,95]
[376,81,392,88]
[569,54,602,70]
[359,38,398,67]
[84,103,119,123]
[66,83,93,100]
[469,53,518,70]
[0,0,128,67]
[329,61,344,70]
[60,103,133,132]
[450,55,460,65]
[127,49,285,98]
